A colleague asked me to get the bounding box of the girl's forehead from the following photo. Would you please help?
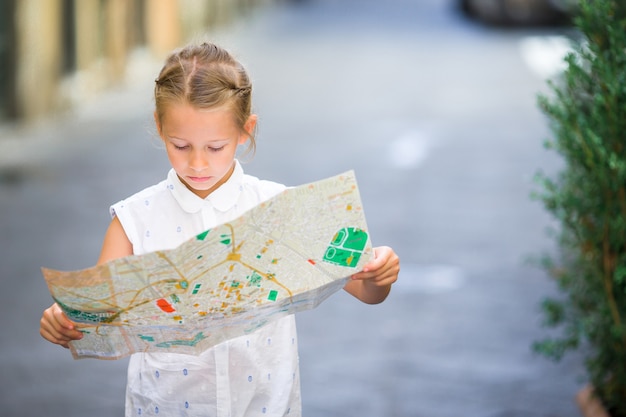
[162,101,228,115]
[161,103,236,126]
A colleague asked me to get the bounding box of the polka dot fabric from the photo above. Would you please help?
[111,161,301,416]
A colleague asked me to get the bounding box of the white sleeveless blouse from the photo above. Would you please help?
[110,161,301,417]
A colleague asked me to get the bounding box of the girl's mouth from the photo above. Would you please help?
[188,176,212,183]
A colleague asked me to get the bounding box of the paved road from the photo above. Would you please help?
[0,0,584,416]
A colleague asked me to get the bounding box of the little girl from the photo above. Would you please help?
[40,42,399,417]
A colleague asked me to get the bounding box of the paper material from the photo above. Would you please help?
[42,171,371,360]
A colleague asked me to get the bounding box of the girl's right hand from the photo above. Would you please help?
[40,303,83,348]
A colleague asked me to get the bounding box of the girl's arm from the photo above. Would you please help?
[40,217,133,348]
[97,216,133,264]
[343,246,400,304]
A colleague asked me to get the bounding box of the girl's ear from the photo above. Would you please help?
[240,114,258,144]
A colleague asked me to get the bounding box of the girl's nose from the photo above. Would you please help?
[189,150,209,171]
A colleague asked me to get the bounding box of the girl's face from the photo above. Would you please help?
[156,103,256,199]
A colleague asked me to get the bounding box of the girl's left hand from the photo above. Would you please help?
[351,246,400,287]
[344,246,399,304]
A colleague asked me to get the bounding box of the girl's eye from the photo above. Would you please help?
[209,146,225,152]
[170,141,189,150]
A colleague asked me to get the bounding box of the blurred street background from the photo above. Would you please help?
[0,0,586,416]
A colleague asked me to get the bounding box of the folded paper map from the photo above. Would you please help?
[42,171,372,360]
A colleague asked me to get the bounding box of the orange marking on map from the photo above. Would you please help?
[156,298,175,313]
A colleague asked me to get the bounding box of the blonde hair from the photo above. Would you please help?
[154,42,256,154]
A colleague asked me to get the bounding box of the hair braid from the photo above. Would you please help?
[154,42,256,155]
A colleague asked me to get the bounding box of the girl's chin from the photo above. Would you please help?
[180,179,217,198]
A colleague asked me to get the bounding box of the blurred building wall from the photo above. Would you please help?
[1,0,273,126]
[0,1,17,121]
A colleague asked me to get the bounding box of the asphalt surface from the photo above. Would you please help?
[0,0,586,416]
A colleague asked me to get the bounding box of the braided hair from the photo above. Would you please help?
[154,42,256,154]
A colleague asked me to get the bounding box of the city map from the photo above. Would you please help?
[42,171,372,360]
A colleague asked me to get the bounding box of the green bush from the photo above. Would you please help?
[533,0,626,415]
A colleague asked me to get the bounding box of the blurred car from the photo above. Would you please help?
[459,0,577,26]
